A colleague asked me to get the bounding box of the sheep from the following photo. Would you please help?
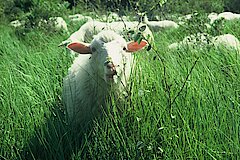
[121,15,130,21]
[108,12,121,21]
[68,14,92,22]
[58,20,154,48]
[49,17,68,33]
[213,34,240,50]
[168,33,211,49]
[218,12,240,21]
[96,12,121,22]
[142,15,179,32]
[63,30,148,127]
[208,12,219,24]
[168,33,240,51]
[208,12,240,24]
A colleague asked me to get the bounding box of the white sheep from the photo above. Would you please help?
[96,12,121,22]
[68,14,92,22]
[49,17,68,33]
[208,12,240,24]
[143,15,179,32]
[218,12,240,20]
[177,13,197,25]
[213,34,240,50]
[208,12,218,24]
[168,33,240,51]
[168,33,210,49]
[59,20,154,48]
[108,12,121,21]
[121,15,130,21]
[63,30,148,126]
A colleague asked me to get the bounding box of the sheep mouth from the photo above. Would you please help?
[105,72,117,82]
[104,61,118,82]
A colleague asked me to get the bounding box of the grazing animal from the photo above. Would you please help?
[208,12,219,24]
[208,12,240,24]
[168,33,240,50]
[58,20,154,48]
[49,17,68,33]
[63,30,148,127]
[96,12,121,22]
[213,34,240,50]
[142,15,179,32]
[168,33,211,49]
[68,14,92,22]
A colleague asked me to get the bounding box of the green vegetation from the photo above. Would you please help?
[0,0,240,159]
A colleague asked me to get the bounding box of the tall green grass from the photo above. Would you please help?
[0,26,72,159]
[0,20,240,160]
[75,33,240,159]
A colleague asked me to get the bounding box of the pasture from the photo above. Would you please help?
[0,15,240,159]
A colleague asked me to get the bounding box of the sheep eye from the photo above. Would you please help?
[91,47,96,52]
[123,47,127,51]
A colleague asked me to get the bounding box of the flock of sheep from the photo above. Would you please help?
[10,11,240,127]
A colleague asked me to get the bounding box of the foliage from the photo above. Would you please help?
[224,0,240,13]
[177,12,225,40]
[1,0,69,27]
[163,0,224,15]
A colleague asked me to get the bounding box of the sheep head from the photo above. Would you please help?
[67,30,147,84]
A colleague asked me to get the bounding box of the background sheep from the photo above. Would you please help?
[143,15,179,32]
[68,14,92,22]
[168,33,240,50]
[49,17,68,33]
[63,30,148,127]
[59,20,154,47]
[168,33,211,49]
[213,34,240,50]
[208,12,240,24]
[208,12,219,24]
[95,12,121,22]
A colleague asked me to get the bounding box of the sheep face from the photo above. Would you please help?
[89,39,126,83]
[67,30,148,84]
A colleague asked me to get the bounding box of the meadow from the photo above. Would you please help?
[0,16,240,159]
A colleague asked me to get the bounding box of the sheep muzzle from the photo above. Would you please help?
[104,61,117,82]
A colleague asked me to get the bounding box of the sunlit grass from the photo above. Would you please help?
[77,38,239,159]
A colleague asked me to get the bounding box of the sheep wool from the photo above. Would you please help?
[68,14,92,22]
[143,15,179,32]
[63,30,148,127]
[49,17,68,33]
[59,20,154,47]
[213,34,240,50]
[168,33,210,49]
[208,12,240,24]
[168,33,240,51]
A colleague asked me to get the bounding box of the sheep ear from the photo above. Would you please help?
[126,40,148,52]
[67,42,91,54]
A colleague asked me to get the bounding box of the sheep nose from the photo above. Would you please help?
[106,63,114,69]
[105,62,117,75]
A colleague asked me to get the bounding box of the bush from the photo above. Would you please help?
[224,0,240,13]
[2,0,69,26]
[163,0,224,15]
